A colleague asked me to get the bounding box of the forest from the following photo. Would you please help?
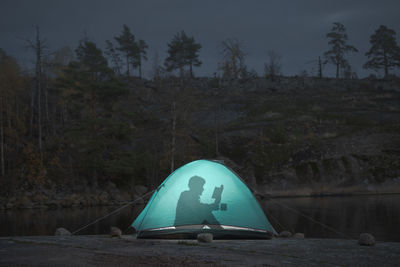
[1,22,400,201]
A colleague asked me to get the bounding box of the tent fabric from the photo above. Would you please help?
[132,159,276,238]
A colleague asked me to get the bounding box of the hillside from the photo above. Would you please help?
[140,76,400,197]
[1,76,400,209]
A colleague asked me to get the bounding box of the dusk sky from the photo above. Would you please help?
[1,0,399,78]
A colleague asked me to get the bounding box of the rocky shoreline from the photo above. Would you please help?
[0,184,148,210]
[1,235,399,266]
[1,183,400,210]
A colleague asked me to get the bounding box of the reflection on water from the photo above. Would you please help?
[262,194,400,242]
[1,194,400,241]
[0,205,145,237]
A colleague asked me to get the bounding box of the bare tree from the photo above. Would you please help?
[219,38,247,79]
[264,50,282,81]
[150,50,162,81]
[318,56,323,79]
[324,22,358,78]
[105,40,122,75]
[25,26,48,161]
[170,101,176,172]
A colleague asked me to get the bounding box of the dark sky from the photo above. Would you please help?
[1,0,399,78]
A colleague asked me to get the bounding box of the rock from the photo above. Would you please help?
[16,196,34,209]
[279,231,292,238]
[359,233,375,246]
[55,227,71,236]
[106,182,121,197]
[293,233,305,239]
[68,193,79,206]
[32,194,48,204]
[86,194,98,206]
[134,185,148,196]
[0,197,6,209]
[197,233,213,243]
[97,192,109,205]
[46,200,60,209]
[110,226,122,237]
[112,193,126,203]
[106,182,119,193]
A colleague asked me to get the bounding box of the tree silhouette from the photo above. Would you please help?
[324,22,358,78]
[219,38,247,79]
[264,50,282,81]
[165,31,202,78]
[136,39,148,79]
[105,40,122,75]
[364,25,400,76]
[115,24,138,77]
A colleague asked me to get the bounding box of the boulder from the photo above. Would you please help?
[68,193,80,206]
[16,196,33,209]
[46,199,61,209]
[107,182,118,191]
[85,194,98,207]
[359,233,375,246]
[5,197,16,209]
[97,192,110,205]
[293,233,305,239]
[111,193,126,203]
[0,197,6,209]
[279,231,292,238]
[60,197,73,208]
[55,227,71,236]
[110,226,122,237]
[197,233,213,243]
[32,194,48,205]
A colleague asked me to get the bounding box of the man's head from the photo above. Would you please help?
[188,176,205,195]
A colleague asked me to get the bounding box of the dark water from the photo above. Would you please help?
[1,194,399,241]
[261,194,400,242]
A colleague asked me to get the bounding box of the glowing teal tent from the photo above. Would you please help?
[132,160,276,239]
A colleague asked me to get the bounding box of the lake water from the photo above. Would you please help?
[1,194,399,242]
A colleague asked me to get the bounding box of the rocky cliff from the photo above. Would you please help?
[181,76,400,197]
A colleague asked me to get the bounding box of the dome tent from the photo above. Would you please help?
[132,159,276,239]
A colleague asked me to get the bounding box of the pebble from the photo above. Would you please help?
[110,226,122,237]
[279,231,292,238]
[359,233,375,246]
[55,227,71,236]
[293,233,305,239]
[197,233,213,243]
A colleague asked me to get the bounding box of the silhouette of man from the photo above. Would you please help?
[175,176,222,227]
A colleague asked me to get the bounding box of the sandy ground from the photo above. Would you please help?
[1,235,399,266]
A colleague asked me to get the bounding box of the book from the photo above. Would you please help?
[212,185,224,199]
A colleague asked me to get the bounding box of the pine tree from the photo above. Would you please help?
[105,40,122,75]
[183,35,202,78]
[324,22,358,78]
[114,24,138,77]
[57,41,132,185]
[0,49,20,178]
[165,31,202,78]
[364,25,400,76]
[137,39,148,79]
